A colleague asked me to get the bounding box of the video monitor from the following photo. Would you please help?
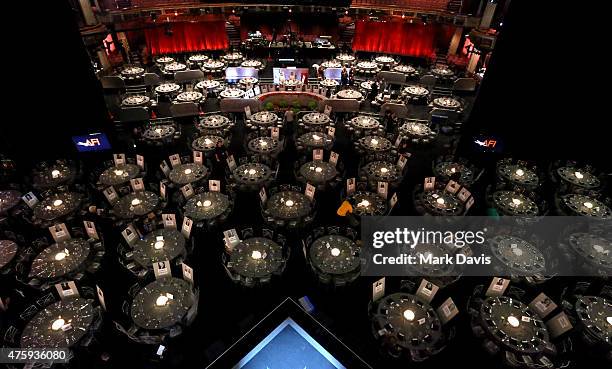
[226,67,258,83]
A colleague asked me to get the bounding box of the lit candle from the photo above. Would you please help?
[53,199,63,207]
[251,250,262,259]
[607,316,612,326]
[285,200,294,207]
[248,169,256,175]
[403,309,415,321]
[357,200,370,207]
[155,128,163,134]
[371,139,379,146]
[330,247,341,257]
[260,140,268,147]
[154,239,165,249]
[155,295,169,306]
[184,168,192,175]
[51,318,65,331]
[450,167,456,173]
[436,197,445,205]
[584,202,594,209]
[51,169,61,178]
[312,134,321,141]
[507,316,520,328]
[114,169,124,176]
[131,198,142,206]
[511,198,522,206]
[204,138,213,145]
[574,171,584,179]
[315,167,323,173]
[515,169,525,177]
[380,167,389,173]
[54,251,67,261]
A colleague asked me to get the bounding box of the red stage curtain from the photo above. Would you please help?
[352,21,455,58]
[145,21,228,54]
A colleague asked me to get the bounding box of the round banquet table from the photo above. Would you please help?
[375,93,402,105]
[155,83,181,96]
[33,192,81,222]
[265,191,312,221]
[168,163,208,185]
[336,89,363,100]
[192,135,225,153]
[195,80,221,91]
[335,54,356,64]
[375,55,396,66]
[232,163,273,187]
[175,91,203,103]
[433,97,462,110]
[0,239,18,271]
[197,114,232,133]
[431,67,454,78]
[142,125,175,141]
[99,163,140,187]
[489,235,546,275]
[121,66,145,79]
[131,277,195,330]
[0,190,21,214]
[321,60,342,69]
[183,192,231,221]
[164,62,187,73]
[122,95,150,107]
[296,132,334,151]
[417,190,464,216]
[356,136,393,153]
[347,191,388,217]
[301,112,331,130]
[241,59,263,69]
[28,238,91,280]
[574,296,611,346]
[280,79,302,89]
[202,60,226,72]
[33,163,75,190]
[113,191,160,219]
[478,296,551,355]
[399,121,435,140]
[403,85,430,99]
[349,115,381,131]
[434,161,475,185]
[567,233,612,273]
[556,167,600,190]
[222,52,243,63]
[219,88,245,99]
[247,137,281,155]
[20,297,96,348]
[155,56,174,65]
[298,161,337,185]
[356,61,380,73]
[373,293,444,351]
[492,191,539,216]
[132,229,186,268]
[393,64,417,75]
[239,77,258,87]
[229,237,284,279]
[188,54,208,64]
[497,163,539,188]
[561,194,611,218]
[361,161,400,184]
[309,235,360,275]
[320,79,339,88]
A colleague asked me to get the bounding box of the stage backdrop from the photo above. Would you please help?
[145,21,228,54]
[352,20,455,58]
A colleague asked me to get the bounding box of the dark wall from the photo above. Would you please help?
[2,1,109,165]
[460,1,604,164]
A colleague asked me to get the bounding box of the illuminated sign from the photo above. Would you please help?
[72,133,111,152]
[472,134,503,153]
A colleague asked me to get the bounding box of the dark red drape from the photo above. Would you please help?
[352,21,455,58]
[145,21,228,54]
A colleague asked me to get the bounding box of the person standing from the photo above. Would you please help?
[340,66,348,87]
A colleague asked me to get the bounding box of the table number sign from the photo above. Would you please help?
[329,152,339,166]
[181,263,194,284]
[259,187,267,204]
[21,192,39,208]
[181,217,193,239]
[271,127,280,139]
[547,312,573,338]
[136,154,145,170]
[244,106,252,119]
[346,178,356,195]
[223,229,241,252]
[372,277,386,302]
[397,155,408,170]
[159,181,167,201]
[465,196,475,210]
[162,214,177,229]
[305,183,316,201]
[180,184,195,199]
[437,297,459,324]
[153,260,171,279]
[445,180,460,194]
[394,135,403,148]
[209,180,221,192]
[83,221,99,240]
[96,285,107,311]
[486,277,510,296]
[424,177,435,191]
[49,223,71,243]
[327,126,336,137]
[313,149,324,161]
[377,182,388,199]
[113,153,126,165]
[55,281,79,299]
[457,187,472,203]
[389,192,398,210]
[160,160,171,177]
[226,155,237,171]
[169,154,181,167]
[193,151,203,165]
[529,293,557,318]
[416,279,439,303]
[121,224,139,246]
[130,178,144,192]
[103,187,118,203]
